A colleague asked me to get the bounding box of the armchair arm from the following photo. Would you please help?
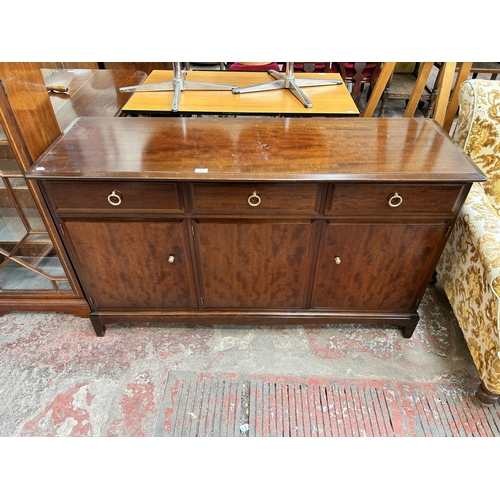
[462,184,500,297]
[462,185,500,362]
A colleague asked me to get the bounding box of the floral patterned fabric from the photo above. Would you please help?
[437,79,500,395]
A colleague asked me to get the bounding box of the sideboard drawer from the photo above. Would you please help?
[46,181,185,214]
[191,182,322,215]
[326,183,463,217]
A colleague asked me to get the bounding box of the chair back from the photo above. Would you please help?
[228,63,280,72]
[292,63,331,73]
[336,63,381,105]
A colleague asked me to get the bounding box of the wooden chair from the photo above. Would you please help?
[336,62,381,105]
[362,62,472,132]
[377,63,431,117]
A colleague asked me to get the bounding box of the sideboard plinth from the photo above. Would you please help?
[89,310,420,338]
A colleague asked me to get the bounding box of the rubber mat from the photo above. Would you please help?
[154,372,500,437]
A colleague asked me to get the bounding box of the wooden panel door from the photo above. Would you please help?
[63,219,198,309]
[311,221,448,311]
[195,220,316,309]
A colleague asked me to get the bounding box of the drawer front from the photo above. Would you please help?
[46,181,184,213]
[191,182,322,215]
[325,183,463,217]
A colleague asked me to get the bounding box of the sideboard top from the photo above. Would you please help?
[27,117,486,183]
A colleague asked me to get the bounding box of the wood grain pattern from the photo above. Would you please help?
[311,221,448,310]
[28,117,486,183]
[433,63,457,127]
[325,183,464,217]
[121,70,359,115]
[190,182,322,215]
[196,220,316,309]
[64,219,197,309]
[48,180,184,214]
[0,62,61,162]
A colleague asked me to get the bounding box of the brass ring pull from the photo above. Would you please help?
[248,191,261,207]
[107,190,122,206]
[168,255,175,264]
[388,192,403,208]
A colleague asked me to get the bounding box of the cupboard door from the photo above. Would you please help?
[311,221,448,311]
[195,220,316,309]
[63,219,197,309]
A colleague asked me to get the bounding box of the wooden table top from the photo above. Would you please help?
[1,68,147,154]
[41,68,147,130]
[121,70,359,116]
[29,117,485,184]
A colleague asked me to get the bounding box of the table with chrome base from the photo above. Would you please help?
[121,69,359,117]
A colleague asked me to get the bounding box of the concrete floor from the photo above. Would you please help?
[0,281,485,437]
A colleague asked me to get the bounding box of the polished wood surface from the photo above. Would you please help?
[41,68,146,131]
[30,117,485,182]
[326,183,463,217]
[64,219,198,309]
[196,220,315,309]
[0,65,147,162]
[121,70,359,115]
[28,116,486,337]
[477,381,500,405]
[47,180,184,214]
[0,62,62,163]
[190,182,321,215]
[311,221,447,310]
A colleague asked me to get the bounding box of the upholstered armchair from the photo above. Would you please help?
[437,79,500,405]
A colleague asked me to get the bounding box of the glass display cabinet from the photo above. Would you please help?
[0,127,72,291]
[0,63,89,317]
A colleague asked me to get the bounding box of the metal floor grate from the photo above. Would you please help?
[155,372,500,437]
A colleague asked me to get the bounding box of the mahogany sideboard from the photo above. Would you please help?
[26,116,486,337]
